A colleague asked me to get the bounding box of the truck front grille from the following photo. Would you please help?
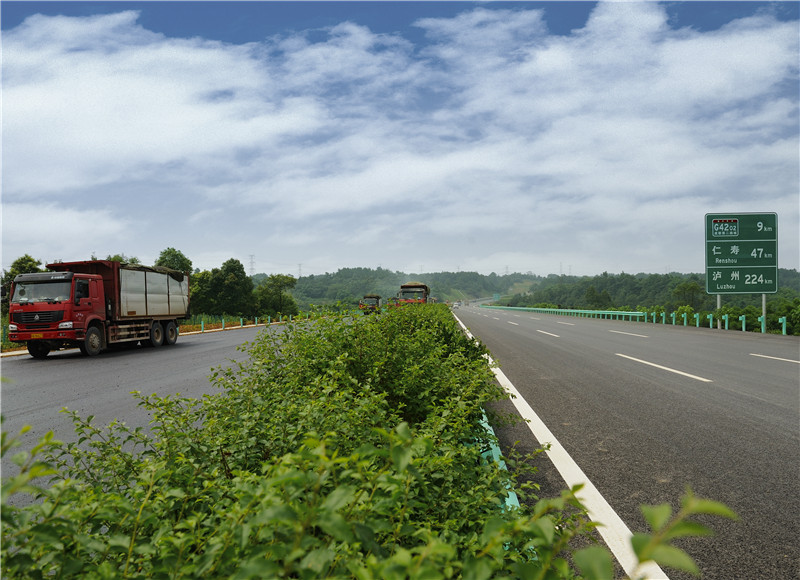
[13,311,65,324]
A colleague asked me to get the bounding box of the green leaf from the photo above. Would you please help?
[390,445,413,471]
[630,532,652,560]
[322,484,356,511]
[531,516,555,544]
[462,557,493,580]
[573,546,614,580]
[663,520,713,540]
[641,503,672,532]
[688,498,738,520]
[649,544,699,575]
[317,511,354,543]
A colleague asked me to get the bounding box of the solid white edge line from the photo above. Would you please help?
[615,354,712,382]
[452,314,668,580]
[750,353,800,364]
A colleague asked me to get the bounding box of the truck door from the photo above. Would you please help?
[73,278,105,328]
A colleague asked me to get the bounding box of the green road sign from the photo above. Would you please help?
[705,213,778,294]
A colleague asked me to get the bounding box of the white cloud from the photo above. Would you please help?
[2,2,797,276]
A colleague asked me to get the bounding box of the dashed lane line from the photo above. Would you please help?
[536,330,560,338]
[750,353,800,364]
[609,330,649,338]
[616,353,712,383]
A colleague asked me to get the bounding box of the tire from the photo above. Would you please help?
[28,341,51,359]
[80,326,103,356]
[163,321,178,345]
[148,321,164,347]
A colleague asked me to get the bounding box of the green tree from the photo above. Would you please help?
[672,281,703,310]
[255,274,298,317]
[218,258,254,316]
[154,248,192,272]
[105,253,140,264]
[2,255,44,313]
[189,270,217,315]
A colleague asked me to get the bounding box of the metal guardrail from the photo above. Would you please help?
[481,305,645,322]
[479,305,789,335]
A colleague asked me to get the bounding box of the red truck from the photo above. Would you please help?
[358,294,382,314]
[8,260,189,358]
[395,282,430,305]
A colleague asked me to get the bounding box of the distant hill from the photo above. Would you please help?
[260,267,800,313]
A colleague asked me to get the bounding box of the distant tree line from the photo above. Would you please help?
[504,270,800,334]
[4,253,798,332]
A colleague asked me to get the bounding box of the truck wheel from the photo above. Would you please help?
[28,341,51,359]
[148,322,164,347]
[80,326,103,356]
[163,321,178,345]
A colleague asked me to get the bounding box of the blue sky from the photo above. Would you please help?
[2,1,798,277]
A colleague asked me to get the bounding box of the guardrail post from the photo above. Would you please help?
[201,320,205,332]
[240,318,244,327]
[671,312,676,325]
[758,315,766,334]
[739,314,746,332]
[694,313,700,327]
[268,316,271,324]
[682,313,688,326]
[661,312,666,324]
[707,313,714,328]
[779,316,787,335]
[222,319,225,330]
[722,314,729,330]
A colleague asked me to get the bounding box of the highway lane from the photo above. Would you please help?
[455,305,799,580]
[0,326,269,484]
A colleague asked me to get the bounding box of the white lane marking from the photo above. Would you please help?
[508,321,519,326]
[557,321,575,326]
[450,314,668,580]
[493,317,500,320]
[514,314,521,317]
[536,330,560,338]
[750,353,800,364]
[616,354,712,383]
[529,317,541,320]
[609,330,649,338]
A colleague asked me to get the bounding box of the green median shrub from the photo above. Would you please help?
[2,304,734,579]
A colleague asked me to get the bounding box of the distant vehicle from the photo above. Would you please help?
[359,294,382,314]
[8,260,189,358]
[452,301,461,308]
[395,282,430,305]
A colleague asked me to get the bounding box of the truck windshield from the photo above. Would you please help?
[11,281,72,304]
[399,290,424,299]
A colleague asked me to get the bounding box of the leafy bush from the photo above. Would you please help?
[2,305,735,579]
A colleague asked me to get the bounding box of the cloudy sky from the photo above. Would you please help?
[2,1,798,278]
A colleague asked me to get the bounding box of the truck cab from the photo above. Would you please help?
[8,271,107,358]
[396,283,429,305]
[358,294,382,314]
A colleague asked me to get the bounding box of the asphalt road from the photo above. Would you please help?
[2,312,797,578]
[1,326,269,483]
[454,305,799,580]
